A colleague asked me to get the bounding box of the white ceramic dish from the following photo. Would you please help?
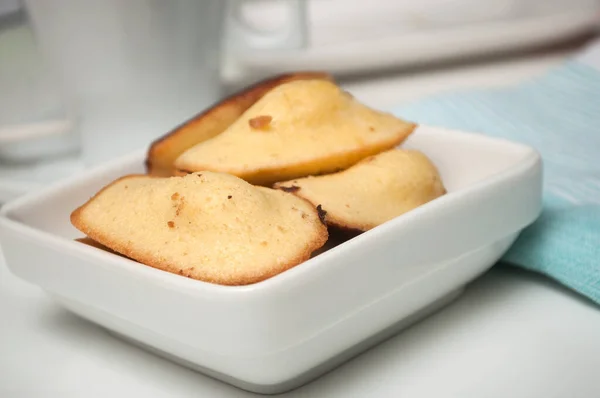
[0,126,542,394]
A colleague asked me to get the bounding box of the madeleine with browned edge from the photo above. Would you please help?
[146,72,333,177]
[274,149,446,232]
[71,172,328,285]
[174,79,416,185]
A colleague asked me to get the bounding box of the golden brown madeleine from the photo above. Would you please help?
[274,149,446,232]
[71,172,328,285]
[174,79,416,185]
[146,72,333,176]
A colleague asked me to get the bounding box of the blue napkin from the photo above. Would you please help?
[393,59,600,305]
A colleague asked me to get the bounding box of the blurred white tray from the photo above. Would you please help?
[222,6,599,85]
[0,154,83,204]
[0,119,82,204]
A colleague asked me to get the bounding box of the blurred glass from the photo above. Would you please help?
[23,0,227,166]
[0,1,76,163]
[0,0,308,172]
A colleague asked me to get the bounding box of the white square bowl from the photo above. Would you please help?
[0,126,542,394]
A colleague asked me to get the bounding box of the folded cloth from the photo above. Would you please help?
[393,41,600,305]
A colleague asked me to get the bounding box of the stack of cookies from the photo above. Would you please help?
[71,72,446,285]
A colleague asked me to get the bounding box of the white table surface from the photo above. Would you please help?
[2,50,600,398]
